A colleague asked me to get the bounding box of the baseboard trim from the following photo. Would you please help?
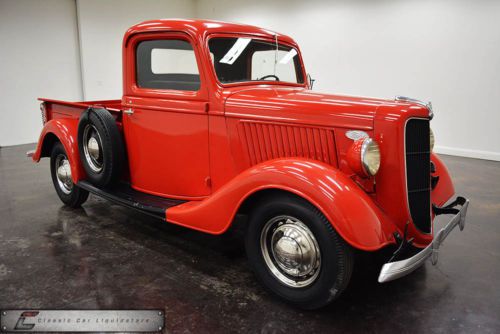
[435,145,500,162]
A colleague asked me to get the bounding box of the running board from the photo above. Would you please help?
[77,181,186,220]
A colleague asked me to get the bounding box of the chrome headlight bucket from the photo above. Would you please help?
[347,136,381,177]
[361,138,381,176]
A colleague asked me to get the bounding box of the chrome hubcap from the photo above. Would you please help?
[83,124,103,173]
[87,137,100,160]
[260,215,321,288]
[55,155,73,194]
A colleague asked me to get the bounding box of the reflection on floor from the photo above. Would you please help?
[0,144,499,333]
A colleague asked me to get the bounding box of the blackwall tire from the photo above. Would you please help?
[78,108,124,187]
[245,193,354,310]
[50,142,89,208]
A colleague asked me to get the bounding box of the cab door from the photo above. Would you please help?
[122,32,210,199]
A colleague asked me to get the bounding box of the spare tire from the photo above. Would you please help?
[78,107,124,187]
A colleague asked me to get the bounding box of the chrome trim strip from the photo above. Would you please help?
[378,196,469,283]
[345,130,368,141]
[395,96,434,119]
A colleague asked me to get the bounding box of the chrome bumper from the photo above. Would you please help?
[26,149,35,158]
[378,196,469,283]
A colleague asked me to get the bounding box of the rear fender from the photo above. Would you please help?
[32,118,85,183]
[167,158,398,251]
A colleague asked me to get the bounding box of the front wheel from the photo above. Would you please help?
[245,193,353,309]
[50,142,89,208]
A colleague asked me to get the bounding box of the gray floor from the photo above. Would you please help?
[1,144,499,333]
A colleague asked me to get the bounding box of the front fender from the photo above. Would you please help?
[431,153,455,206]
[167,158,398,251]
[32,118,85,183]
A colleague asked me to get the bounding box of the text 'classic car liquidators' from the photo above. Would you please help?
[29,19,469,309]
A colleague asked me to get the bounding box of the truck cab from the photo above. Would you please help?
[30,19,469,309]
[120,20,310,199]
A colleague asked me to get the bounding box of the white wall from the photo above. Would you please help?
[196,0,500,161]
[76,0,195,100]
[2,0,499,161]
[0,0,83,147]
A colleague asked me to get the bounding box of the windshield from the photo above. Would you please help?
[208,37,304,84]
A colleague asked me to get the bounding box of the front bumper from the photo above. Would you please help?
[378,196,469,283]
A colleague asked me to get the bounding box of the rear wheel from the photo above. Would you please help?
[245,193,354,309]
[50,142,89,208]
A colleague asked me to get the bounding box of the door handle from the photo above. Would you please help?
[124,108,134,115]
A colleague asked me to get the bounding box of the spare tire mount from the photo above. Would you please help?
[77,107,124,187]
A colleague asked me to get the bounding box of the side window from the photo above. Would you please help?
[136,39,200,91]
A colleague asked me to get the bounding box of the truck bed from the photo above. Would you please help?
[39,98,124,120]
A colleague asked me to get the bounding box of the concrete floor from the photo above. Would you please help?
[0,144,499,333]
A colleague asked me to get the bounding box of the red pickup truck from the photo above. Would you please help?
[30,19,469,309]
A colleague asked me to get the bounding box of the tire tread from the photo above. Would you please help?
[77,108,124,187]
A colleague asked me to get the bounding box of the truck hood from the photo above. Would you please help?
[224,87,392,130]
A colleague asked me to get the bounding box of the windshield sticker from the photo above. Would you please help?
[279,49,297,64]
[219,38,252,65]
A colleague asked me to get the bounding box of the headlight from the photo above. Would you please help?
[430,127,435,151]
[361,138,381,176]
[347,137,381,177]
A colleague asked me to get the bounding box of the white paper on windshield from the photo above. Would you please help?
[279,49,297,64]
[219,38,252,65]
